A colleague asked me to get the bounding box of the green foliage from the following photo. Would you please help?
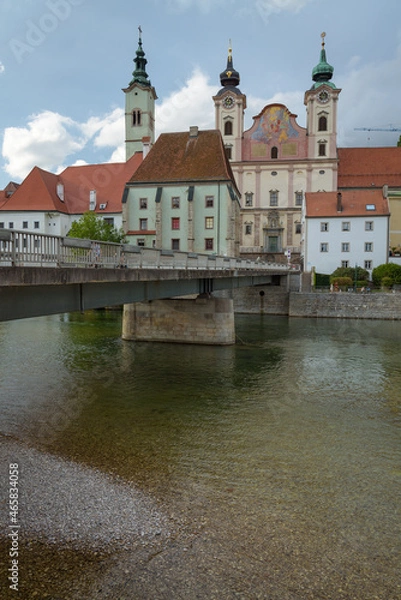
[381,276,393,289]
[371,263,401,287]
[67,212,125,243]
[331,276,353,290]
[315,272,330,287]
[330,266,368,283]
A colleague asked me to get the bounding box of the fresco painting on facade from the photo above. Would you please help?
[251,105,299,145]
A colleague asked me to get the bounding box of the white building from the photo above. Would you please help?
[303,189,389,276]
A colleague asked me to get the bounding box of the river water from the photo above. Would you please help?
[0,311,400,599]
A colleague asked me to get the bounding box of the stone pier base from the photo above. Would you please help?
[122,296,235,345]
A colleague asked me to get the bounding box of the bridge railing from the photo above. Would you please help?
[0,230,296,272]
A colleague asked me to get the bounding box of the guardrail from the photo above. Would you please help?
[0,230,297,272]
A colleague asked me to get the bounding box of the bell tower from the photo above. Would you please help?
[123,27,158,160]
[304,32,341,161]
[213,42,246,162]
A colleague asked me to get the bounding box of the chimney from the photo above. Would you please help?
[142,136,151,158]
[336,192,342,212]
[189,125,199,138]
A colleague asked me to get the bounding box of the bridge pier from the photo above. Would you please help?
[122,295,235,345]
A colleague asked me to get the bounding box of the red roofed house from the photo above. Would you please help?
[303,189,390,275]
[0,154,142,237]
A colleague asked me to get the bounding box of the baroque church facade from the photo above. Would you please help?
[124,32,342,264]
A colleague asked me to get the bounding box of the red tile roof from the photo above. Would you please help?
[0,154,142,215]
[129,129,240,195]
[305,189,389,218]
[338,147,401,188]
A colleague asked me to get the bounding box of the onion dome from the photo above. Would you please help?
[220,41,240,88]
[311,32,335,88]
[129,26,151,87]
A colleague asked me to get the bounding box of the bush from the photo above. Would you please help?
[371,263,401,287]
[381,276,393,289]
[330,266,368,283]
[331,276,353,290]
[315,272,331,287]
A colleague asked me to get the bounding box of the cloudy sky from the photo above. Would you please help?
[0,0,400,189]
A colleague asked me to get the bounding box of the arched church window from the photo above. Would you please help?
[132,110,141,126]
[318,142,327,157]
[271,146,278,159]
[225,146,232,160]
[318,115,328,131]
[224,121,233,136]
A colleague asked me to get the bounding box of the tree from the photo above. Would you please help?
[330,266,369,283]
[67,212,125,243]
[371,263,401,287]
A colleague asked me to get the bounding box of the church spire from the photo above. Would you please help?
[129,26,151,87]
[219,40,240,88]
[311,32,335,88]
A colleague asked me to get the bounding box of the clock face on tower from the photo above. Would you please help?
[223,95,235,109]
[317,89,330,104]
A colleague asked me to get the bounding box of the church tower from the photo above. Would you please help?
[304,33,341,161]
[123,28,157,160]
[213,42,246,162]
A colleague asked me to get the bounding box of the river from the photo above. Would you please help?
[0,311,400,599]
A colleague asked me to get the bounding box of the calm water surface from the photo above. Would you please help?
[0,312,400,598]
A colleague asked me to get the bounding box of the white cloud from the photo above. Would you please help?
[0,62,5,74]
[156,68,216,135]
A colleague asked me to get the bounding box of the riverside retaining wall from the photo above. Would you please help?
[289,292,401,320]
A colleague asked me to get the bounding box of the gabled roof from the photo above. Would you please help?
[60,153,142,214]
[0,153,142,215]
[338,147,401,188]
[305,189,389,218]
[128,128,240,196]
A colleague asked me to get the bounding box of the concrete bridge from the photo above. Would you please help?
[0,230,296,341]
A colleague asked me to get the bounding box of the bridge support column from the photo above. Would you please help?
[122,295,235,345]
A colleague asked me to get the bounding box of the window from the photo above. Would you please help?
[365,242,373,252]
[267,236,279,252]
[342,222,350,231]
[172,197,180,209]
[295,223,302,234]
[271,146,278,159]
[320,243,328,252]
[341,261,349,268]
[171,217,180,230]
[139,218,148,230]
[269,190,278,206]
[365,221,374,231]
[34,221,40,229]
[137,238,145,247]
[103,217,114,226]
[205,196,214,208]
[341,242,350,252]
[140,198,148,209]
[320,222,329,232]
[318,115,327,131]
[23,221,28,229]
[295,192,303,206]
[172,239,180,251]
[225,146,232,159]
[0,222,4,228]
[366,204,376,211]
[245,224,252,235]
[364,260,372,270]
[132,110,141,126]
[318,142,326,157]
[205,217,214,230]
[245,192,253,207]
[205,238,214,251]
[9,222,14,229]
[224,121,233,136]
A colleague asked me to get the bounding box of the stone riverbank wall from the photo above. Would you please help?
[289,292,401,320]
[232,287,401,320]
